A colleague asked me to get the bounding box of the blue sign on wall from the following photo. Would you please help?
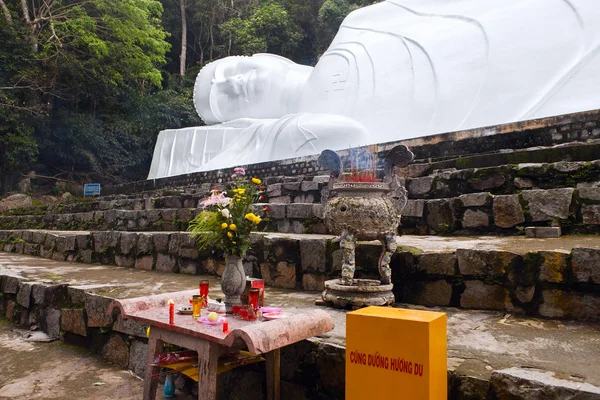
[84,183,101,196]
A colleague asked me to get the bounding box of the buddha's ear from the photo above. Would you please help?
[318,149,343,178]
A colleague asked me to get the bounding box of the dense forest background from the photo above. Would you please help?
[0,0,379,194]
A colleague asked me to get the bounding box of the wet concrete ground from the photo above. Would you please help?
[2,251,600,391]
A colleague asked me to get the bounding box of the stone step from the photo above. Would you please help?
[1,252,599,399]
[2,229,599,321]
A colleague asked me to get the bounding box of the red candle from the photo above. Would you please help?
[222,318,229,333]
[168,299,174,325]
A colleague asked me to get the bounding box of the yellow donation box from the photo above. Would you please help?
[346,307,447,400]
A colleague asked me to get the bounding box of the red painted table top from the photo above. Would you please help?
[109,291,334,354]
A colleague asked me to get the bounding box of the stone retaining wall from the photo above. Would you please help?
[2,230,599,321]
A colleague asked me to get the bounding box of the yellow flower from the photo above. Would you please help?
[237,188,246,195]
[232,241,237,245]
[221,223,228,229]
[245,213,257,221]
[253,216,261,225]
[252,177,261,185]
[227,232,233,238]
[229,224,237,231]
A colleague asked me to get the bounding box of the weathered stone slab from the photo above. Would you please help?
[462,209,489,228]
[514,177,534,189]
[578,187,600,201]
[16,282,32,308]
[178,260,198,275]
[461,281,505,310]
[299,239,327,273]
[114,255,135,268]
[119,232,138,255]
[129,340,148,377]
[407,177,433,197]
[416,252,456,275]
[457,249,520,276]
[571,247,600,283]
[539,289,600,320]
[538,251,569,283]
[156,253,177,273]
[301,181,319,191]
[2,276,19,294]
[470,174,506,191]
[287,204,313,219]
[103,334,130,368]
[426,199,456,231]
[525,227,561,238]
[41,308,61,338]
[493,195,524,228]
[403,280,453,307]
[521,188,573,221]
[402,199,425,218]
[61,309,87,336]
[514,285,536,304]
[260,261,297,289]
[459,192,491,207]
[113,314,147,337]
[582,205,600,224]
[491,367,600,400]
[153,233,170,253]
[302,274,327,291]
[517,163,550,176]
[85,294,113,327]
[135,255,154,271]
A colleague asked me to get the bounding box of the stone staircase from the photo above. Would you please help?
[2,110,600,399]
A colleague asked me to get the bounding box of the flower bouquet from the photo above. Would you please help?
[187,167,265,311]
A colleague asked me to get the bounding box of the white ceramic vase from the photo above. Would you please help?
[221,254,246,313]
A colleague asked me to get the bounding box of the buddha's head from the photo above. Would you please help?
[194,54,311,124]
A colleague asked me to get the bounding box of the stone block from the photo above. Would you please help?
[267,183,283,197]
[469,174,506,191]
[462,210,489,228]
[167,232,186,255]
[61,309,87,336]
[525,227,561,238]
[553,161,586,173]
[114,255,135,268]
[79,249,93,264]
[491,367,600,400]
[136,233,153,254]
[41,308,61,338]
[407,177,433,197]
[75,234,90,250]
[156,253,177,273]
[514,177,534,189]
[287,203,314,219]
[265,204,285,219]
[293,193,315,203]
[129,340,148,377]
[202,258,225,276]
[301,181,319,191]
[119,232,138,255]
[514,285,536,304]
[179,247,199,260]
[571,247,600,284]
[493,195,524,228]
[538,251,569,283]
[521,188,573,221]
[102,334,130,368]
[578,187,600,201]
[299,239,327,272]
[161,209,176,222]
[405,163,430,178]
[269,196,291,204]
[539,289,600,321]
[179,260,198,275]
[92,231,108,253]
[31,231,46,244]
[32,283,49,305]
[2,276,19,294]
[302,274,327,291]
[403,200,425,218]
[260,261,297,289]
[16,282,32,308]
[459,192,491,207]
[283,182,301,191]
[23,243,39,256]
[457,249,520,276]
[416,252,456,275]
[135,255,154,271]
[461,281,506,310]
[153,233,170,252]
[426,199,456,231]
[5,299,15,319]
[312,204,324,219]
[85,294,113,327]
[162,196,182,209]
[582,205,600,224]
[403,280,453,306]
[517,163,550,176]
[113,314,147,337]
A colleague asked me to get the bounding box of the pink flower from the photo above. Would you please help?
[200,191,231,208]
[234,167,246,176]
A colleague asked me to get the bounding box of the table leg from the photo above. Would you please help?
[265,349,281,400]
[196,340,220,400]
[143,334,164,400]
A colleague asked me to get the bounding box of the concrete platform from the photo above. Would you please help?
[2,252,600,398]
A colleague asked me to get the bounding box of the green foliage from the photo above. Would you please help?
[317,0,358,54]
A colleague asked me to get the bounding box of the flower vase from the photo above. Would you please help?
[163,374,175,398]
[221,254,246,313]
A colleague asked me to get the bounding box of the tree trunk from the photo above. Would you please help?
[19,0,38,51]
[0,144,6,195]
[0,0,12,26]
[179,0,187,76]
[209,8,215,61]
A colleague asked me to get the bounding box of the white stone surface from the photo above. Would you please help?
[149,0,600,179]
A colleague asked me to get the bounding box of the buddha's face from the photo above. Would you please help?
[194,56,292,123]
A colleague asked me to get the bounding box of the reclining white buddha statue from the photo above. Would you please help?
[148,0,600,179]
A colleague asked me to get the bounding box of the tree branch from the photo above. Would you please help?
[0,0,12,26]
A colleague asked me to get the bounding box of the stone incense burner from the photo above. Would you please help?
[318,145,413,308]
